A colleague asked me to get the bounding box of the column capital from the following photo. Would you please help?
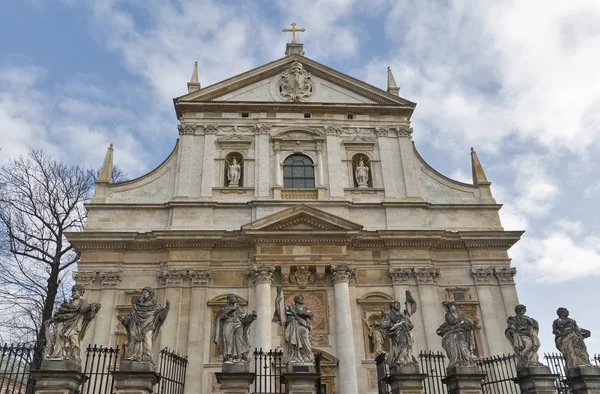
[203,124,219,134]
[414,267,440,284]
[330,264,356,284]
[73,271,97,288]
[324,125,343,135]
[98,271,122,288]
[389,267,412,283]
[471,268,494,284]
[156,269,188,286]
[190,268,213,286]
[493,267,517,283]
[246,265,275,284]
[252,124,272,134]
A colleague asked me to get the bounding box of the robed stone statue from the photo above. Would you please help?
[381,291,418,367]
[436,301,478,368]
[363,317,386,356]
[552,307,592,368]
[273,287,314,365]
[355,158,369,188]
[117,287,170,365]
[505,304,542,370]
[227,158,241,187]
[211,294,257,364]
[44,284,101,362]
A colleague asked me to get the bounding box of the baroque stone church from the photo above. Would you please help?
[67,37,522,394]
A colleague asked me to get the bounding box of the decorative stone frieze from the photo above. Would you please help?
[324,126,343,135]
[389,268,412,283]
[289,266,315,289]
[73,271,97,287]
[330,264,357,284]
[471,268,494,283]
[413,267,440,284]
[494,267,517,283]
[277,60,315,102]
[245,265,275,284]
[252,124,272,134]
[98,271,122,288]
[177,123,197,134]
[204,125,219,134]
[375,127,389,137]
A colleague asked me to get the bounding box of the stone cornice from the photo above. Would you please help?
[330,264,356,284]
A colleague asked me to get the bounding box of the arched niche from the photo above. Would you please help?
[356,292,394,360]
[224,151,244,187]
[351,153,373,188]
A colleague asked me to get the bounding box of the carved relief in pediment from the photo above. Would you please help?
[277,61,315,102]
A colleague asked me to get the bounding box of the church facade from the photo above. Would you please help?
[68,41,522,394]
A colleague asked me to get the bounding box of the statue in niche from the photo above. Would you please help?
[381,291,418,366]
[44,284,101,362]
[211,294,257,364]
[552,307,592,368]
[436,301,478,368]
[273,287,314,365]
[355,157,369,188]
[363,316,386,357]
[117,287,170,365]
[505,304,542,370]
[227,157,241,187]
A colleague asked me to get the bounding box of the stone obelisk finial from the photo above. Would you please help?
[187,61,201,93]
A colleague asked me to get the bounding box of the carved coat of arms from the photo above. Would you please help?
[277,61,315,102]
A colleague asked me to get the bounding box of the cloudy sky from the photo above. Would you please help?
[1,0,599,354]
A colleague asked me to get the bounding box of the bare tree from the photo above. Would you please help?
[0,150,95,367]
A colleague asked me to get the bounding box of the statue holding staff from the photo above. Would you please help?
[227,157,241,187]
[381,291,418,367]
[273,287,314,365]
[355,157,369,188]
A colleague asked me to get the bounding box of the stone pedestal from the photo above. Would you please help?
[443,366,486,394]
[282,371,320,394]
[111,360,160,394]
[568,366,600,394]
[514,365,560,394]
[214,363,255,394]
[31,359,86,394]
[387,365,427,394]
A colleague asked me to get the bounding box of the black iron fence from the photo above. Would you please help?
[375,353,390,394]
[476,354,520,394]
[80,344,120,394]
[252,349,323,394]
[419,351,448,394]
[156,347,188,394]
[0,343,36,394]
[544,353,600,394]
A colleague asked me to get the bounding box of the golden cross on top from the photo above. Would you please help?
[282,22,305,43]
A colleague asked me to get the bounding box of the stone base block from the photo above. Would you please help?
[41,359,82,372]
[387,364,427,394]
[568,365,600,394]
[443,366,486,394]
[214,372,255,394]
[515,365,559,394]
[31,368,86,394]
[282,372,320,394]
[288,362,316,374]
[111,361,159,394]
[222,362,250,373]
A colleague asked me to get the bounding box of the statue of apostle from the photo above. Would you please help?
[355,157,369,188]
[381,291,418,367]
[363,317,387,356]
[505,304,542,370]
[436,302,478,368]
[227,157,241,187]
[117,287,170,365]
[44,284,101,362]
[552,307,592,369]
[211,294,257,364]
[273,287,314,365]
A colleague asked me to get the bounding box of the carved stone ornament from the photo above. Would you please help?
[252,124,272,134]
[389,268,412,283]
[204,125,220,134]
[73,271,97,287]
[190,269,213,285]
[178,123,197,134]
[310,333,329,346]
[245,265,275,284]
[413,267,440,284]
[471,268,494,283]
[277,60,315,102]
[330,264,357,284]
[156,269,213,286]
[395,127,413,137]
[99,271,122,288]
[494,267,517,283]
[375,127,389,137]
[290,266,315,289]
[324,126,343,135]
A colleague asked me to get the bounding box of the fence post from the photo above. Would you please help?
[387,364,427,394]
[110,360,160,394]
[567,366,600,394]
[30,359,86,394]
[442,366,486,394]
[514,365,560,394]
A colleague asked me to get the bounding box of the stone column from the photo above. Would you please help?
[389,268,427,351]
[31,360,85,394]
[568,366,600,394]
[395,128,421,199]
[316,142,324,186]
[376,128,399,200]
[253,124,271,198]
[331,264,359,394]
[273,141,282,187]
[200,125,218,199]
[173,124,197,199]
[91,271,122,347]
[111,361,160,394]
[246,265,275,351]
[471,268,507,355]
[443,366,486,394]
[494,268,519,317]
[325,126,343,198]
[156,269,186,351]
[387,365,427,394]
[414,267,443,351]
[514,365,560,394]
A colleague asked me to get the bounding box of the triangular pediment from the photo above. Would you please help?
[242,205,363,233]
[176,55,415,107]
